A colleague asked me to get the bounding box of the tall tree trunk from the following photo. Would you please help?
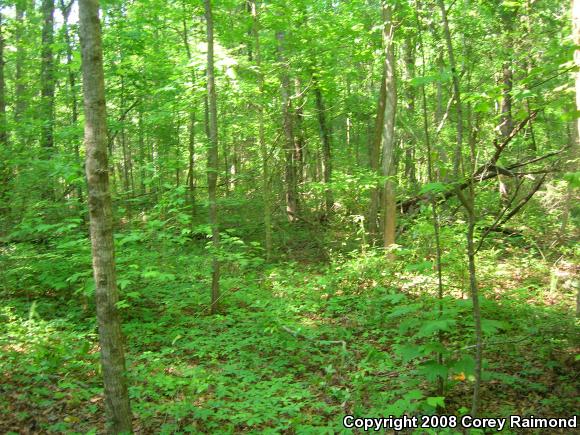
[438,0,463,177]
[0,11,6,149]
[188,106,196,212]
[0,11,7,202]
[40,0,55,150]
[15,0,27,124]
[60,0,84,205]
[138,103,146,195]
[277,31,299,222]
[572,0,580,316]
[293,77,305,184]
[313,76,333,217]
[572,0,580,148]
[417,7,446,394]
[78,0,133,432]
[438,0,481,416]
[180,12,197,216]
[368,73,386,238]
[250,0,273,259]
[402,37,417,188]
[204,0,221,314]
[498,8,515,203]
[380,2,397,249]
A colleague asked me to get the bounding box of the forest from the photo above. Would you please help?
[0,0,578,433]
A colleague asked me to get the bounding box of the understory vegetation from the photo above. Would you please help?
[1,197,578,433]
[0,0,579,433]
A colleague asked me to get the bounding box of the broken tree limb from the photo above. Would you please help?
[398,117,563,214]
[499,173,547,227]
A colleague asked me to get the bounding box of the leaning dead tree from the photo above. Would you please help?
[399,113,563,219]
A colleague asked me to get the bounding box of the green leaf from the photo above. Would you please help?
[395,344,423,364]
[417,319,456,337]
[426,396,445,408]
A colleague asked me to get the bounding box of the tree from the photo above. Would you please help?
[277,30,299,223]
[40,0,55,150]
[204,0,221,314]
[380,1,397,249]
[437,0,482,416]
[78,0,133,431]
[14,0,27,124]
[0,9,6,148]
[313,73,333,217]
[0,8,7,201]
[572,0,580,316]
[250,0,273,259]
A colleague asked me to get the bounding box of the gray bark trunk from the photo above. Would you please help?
[380,2,397,249]
[0,12,6,148]
[204,0,221,314]
[15,1,27,123]
[438,0,481,416]
[277,31,299,222]
[78,0,133,432]
[40,0,55,150]
[313,77,333,217]
[250,0,273,259]
[368,74,386,238]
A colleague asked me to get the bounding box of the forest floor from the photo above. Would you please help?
[1,229,578,434]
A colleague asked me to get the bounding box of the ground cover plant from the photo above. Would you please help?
[0,0,578,433]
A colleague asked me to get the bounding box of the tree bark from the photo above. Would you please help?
[204,0,221,313]
[59,0,84,205]
[438,0,481,416]
[78,0,133,432]
[40,0,55,150]
[380,2,397,249]
[0,11,6,148]
[313,75,333,217]
[368,73,386,238]
[0,10,7,202]
[293,78,305,184]
[15,0,27,124]
[437,0,463,177]
[250,0,273,259]
[277,31,299,222]
[180,11,197,216]
[571,0,580,316]
[402,37,417,187]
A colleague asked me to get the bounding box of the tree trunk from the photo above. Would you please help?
[572,0,580,316]
[438,0,463,177]
[438,0,481,416]
[498,8,515,203]
[78,0,133,432]
[380,2,397,249]
[0,11,7,202]
[204,0,221,314]
[188,106,196,213]
[180,13,197,216]
[0,11,6,148]
[313,76,333,217]
[277,31,299,222]
[60,0,84,205]
[402,37,417,188]
[368,73,386,238]
[15,0,27,124]
[293,78,305,184]
[250,0,273,259]
[40,0,55,150]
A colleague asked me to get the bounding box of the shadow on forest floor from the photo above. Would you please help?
[1,239,578,434]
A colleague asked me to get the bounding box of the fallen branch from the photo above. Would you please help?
[399,130,563,214]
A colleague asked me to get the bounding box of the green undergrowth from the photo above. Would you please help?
[0,220,578,434]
